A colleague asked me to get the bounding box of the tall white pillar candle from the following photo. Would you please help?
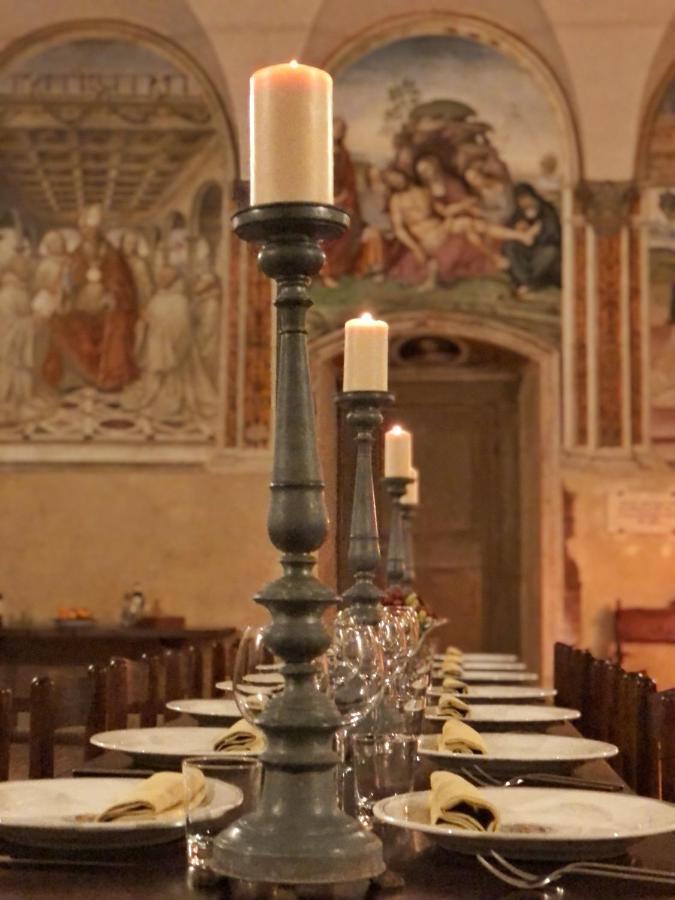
[250,61,333,205]
[384,425,412,478]
[342,312,389,391]
[403,467,419,505]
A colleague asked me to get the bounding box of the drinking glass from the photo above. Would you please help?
[183,755,262,886]
[352,733,417,828]
[232,625,283,722]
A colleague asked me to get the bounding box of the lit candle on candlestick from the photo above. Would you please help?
[403,467,419,505]
[384,425,412,478]
[343,312,388,391]
[250,60,333,205]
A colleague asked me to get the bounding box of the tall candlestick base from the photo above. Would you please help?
[212,203,384,886]
[338,391,393,626]
[384,476,413,588]
[400,504,417,590]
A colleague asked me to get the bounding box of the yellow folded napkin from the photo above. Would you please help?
[444,645,463,657]
[95,769,206,823]
[429,771,499,832]
[437,693,470,719]
[439,659,463,676]
[441,676,469,694]
[438,718,487,754]
[213,718,266,753]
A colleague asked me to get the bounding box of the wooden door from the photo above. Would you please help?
[337,368,521,653]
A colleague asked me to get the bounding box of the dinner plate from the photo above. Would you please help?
[426,684,556,703]
[434,653,519,663]
[424,704,581,730]
[374,788,675,860]
[417,732,618,774]
[432,670,539,684]
[242,672,284,685]
[0,777,241,850]
[165,698,242,726]
[460,661,527,671]
[90,727,261,769]
[215,680,281,695]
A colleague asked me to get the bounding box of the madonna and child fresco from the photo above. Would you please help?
[311,34,564,337]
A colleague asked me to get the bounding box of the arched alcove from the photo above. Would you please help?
[312,310,563,680]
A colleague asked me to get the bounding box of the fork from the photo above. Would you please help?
[477,851,675,890]
[461,764,623,792]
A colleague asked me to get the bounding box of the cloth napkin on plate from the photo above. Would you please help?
[429,771,499,832]
[444,646,463,657]
[95,769,206,823]
[441,676,469,694]
[437,693,470,719]
[439,659,464,676]
[213,718,266,753]
[437,718,487,754]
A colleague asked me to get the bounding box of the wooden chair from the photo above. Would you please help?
[28,667,107,779]
[567,647,593,730]
[107,656,162,730]
[648,690,675,802]
[612,670,657,793]
[553,642,573,707]
[0,688,12,782]
[163,647,197,720]
[585,658,620,742]
[210,636,239,696]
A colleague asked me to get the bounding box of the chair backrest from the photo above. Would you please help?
[567,647,593,728]
[29,666,107,779]
[613,669,657,793]
[585,658,620,742]
[107,656,161,730]
[163,647,194,720]
[553,642,573,707]
[648,690,675,802]
[0,688,12,782]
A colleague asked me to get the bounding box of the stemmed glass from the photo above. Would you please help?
[232,625,283,723]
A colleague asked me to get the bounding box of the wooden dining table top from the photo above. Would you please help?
[1,723,674,899]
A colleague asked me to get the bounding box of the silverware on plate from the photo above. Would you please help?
[477,851,675,890]
[460,764,623,792]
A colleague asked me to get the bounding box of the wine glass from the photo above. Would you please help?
[232,625,283,723]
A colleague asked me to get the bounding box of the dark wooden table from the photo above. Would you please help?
[0,625,237,666]
[1,724,674,899]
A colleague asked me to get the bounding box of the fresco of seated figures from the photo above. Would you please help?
[310,33,566,341]
[0,36,231,456]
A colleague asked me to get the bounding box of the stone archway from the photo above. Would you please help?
[311,309,563,680]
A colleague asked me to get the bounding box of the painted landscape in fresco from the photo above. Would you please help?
[0,37,227,452]
[310,34,565,339]
[646,75,675,449]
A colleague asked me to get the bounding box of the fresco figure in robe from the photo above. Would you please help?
[42,204,138,392]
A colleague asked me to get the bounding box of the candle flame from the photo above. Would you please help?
[360,312,373,321]
[391,425,403,435]
[289,59,299,68]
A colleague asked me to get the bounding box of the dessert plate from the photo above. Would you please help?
[374,787,675,860]
[0,777,241,850]
[417,732,618,774]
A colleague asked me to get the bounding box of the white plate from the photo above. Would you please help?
[0,777,241,850]
[165,698,241,725]
[426,685,556,703]
[461,661,527,671]
[433,671,539,684]
[90,727,261,768]
[242,672,284,685]
[425,704,581,730]
[215,680,281,695]
[374,788,675,860]
[418,732,618,774]
[434,653,519,663]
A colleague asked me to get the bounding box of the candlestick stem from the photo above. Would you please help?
[213,203,384,886]
[384,476,413,588]
[401,504,416,588]
[338,392,392,625]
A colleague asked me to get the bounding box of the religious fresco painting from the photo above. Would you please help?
[0,37,229,455]
[310,34,565,339]
[645,74,675,450]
